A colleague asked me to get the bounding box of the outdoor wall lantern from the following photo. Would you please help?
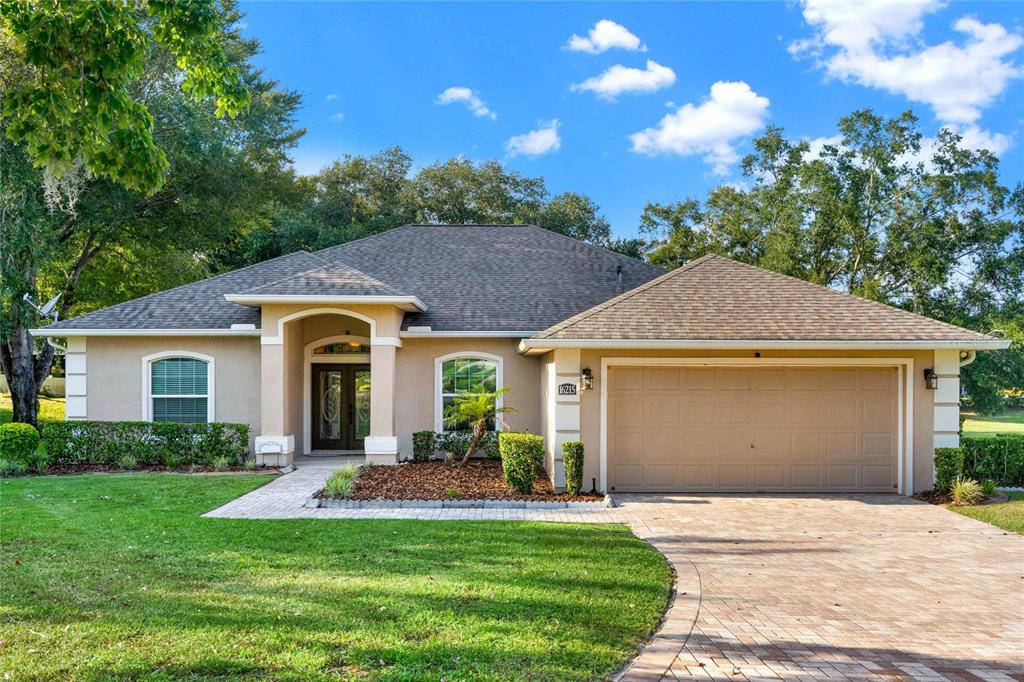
[923,368,939,390]
[581,367,594,391]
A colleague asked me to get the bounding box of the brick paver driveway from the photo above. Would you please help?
[618,494,1024,681]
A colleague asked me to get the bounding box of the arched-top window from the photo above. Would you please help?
[312,341,370,355]
[146,354,213,423]
[436,353,502,432]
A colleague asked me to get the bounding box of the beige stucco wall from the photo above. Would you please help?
[564,348,940,494]
[394,337,542,458]
[84,336,261,449]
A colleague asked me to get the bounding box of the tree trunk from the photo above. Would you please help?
[0,296,55,429]
[458,422,486,466]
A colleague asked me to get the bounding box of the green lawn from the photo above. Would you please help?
[0,393,65,424]
[961,408,1024,437]
[0,474,670,681]
[950,491,1024,534]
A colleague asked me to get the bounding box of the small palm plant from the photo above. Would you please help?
[443,386,514,466]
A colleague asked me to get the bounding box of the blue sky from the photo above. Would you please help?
[240,1,1024,239]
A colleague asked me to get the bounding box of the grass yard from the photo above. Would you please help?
[0,393,65,425]
[949,491,1024,534]
[961,408,1024,437]
[0,474,671,681]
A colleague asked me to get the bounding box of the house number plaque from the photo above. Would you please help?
[558,383,577,396]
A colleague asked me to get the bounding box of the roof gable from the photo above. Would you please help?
[532,255,1000,346]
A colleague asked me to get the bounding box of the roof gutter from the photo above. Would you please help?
[518,337,1012,354]
[223,294,427,312]
[30,328,263,338]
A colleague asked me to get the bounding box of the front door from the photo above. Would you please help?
[312,364,370,451]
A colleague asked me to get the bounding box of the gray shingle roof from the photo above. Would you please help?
[314,224,665,331]
[43,251,326,330]
[236,263,409,297]
[40,225,664,333]
[533,254,999,344]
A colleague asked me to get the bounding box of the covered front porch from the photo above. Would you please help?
[250,304,410,467]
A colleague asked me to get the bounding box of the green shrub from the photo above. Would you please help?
[445,487,459,500]
[42,421,249,468]
[499,433,544,494]
[562,440,584,496]
[0,458,28,477]
[0,423,41,469]
[980,479,997,497]
[243,458,257,470]
[211,455,232,471]
[436,431,500,461]
[412,431,435,462]
[934,447,965,493]
[950,476,983,505]
[324,465,359,499]
[115,452,138,470]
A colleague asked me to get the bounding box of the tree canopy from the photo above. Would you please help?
[638,110,1023,411]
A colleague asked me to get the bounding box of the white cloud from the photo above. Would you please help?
[328,112,344,122]
[506,120,561,157]
[629,81,770,175]
[326,93,338,101]
[566,19,645,54]
[435,86,497,120]
[792,0,1023,124]
[571,60,676,100]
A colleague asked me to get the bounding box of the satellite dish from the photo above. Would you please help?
[39,294,61,317]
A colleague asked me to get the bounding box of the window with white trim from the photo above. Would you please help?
[150,357,209,423]
[439,356,499,432]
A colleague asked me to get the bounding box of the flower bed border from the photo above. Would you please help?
[305,494,614,510]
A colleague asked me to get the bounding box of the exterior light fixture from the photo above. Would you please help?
[923,368,939,390]
[581,367,594,391]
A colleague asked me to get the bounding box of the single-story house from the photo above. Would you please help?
[34,224,1009,495]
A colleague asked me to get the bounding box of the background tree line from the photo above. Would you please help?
[1,2,1020,424]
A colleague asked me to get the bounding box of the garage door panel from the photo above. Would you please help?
[644,395,681,423]
[755,465,787,488]
[608,365,898,493]
[682,399,715,423]
[644,367,680,390]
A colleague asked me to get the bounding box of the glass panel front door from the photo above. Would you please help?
[312,364,370,450]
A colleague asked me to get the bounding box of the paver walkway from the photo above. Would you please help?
[206,473,1024,681]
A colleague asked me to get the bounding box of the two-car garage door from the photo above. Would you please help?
[607,365,899,493]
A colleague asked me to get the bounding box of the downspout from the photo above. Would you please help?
[959,350,976,367]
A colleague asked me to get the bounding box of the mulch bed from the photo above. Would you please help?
[18,464,279,477]
[913,489,1009,506]
[349,459,604,502]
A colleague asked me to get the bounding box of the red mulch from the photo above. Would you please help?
[349,459,603,501]
[20,464,278,477]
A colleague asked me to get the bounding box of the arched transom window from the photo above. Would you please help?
[149,356,211,423]
[438,355,501,432]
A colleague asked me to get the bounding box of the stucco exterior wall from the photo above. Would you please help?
[84,336,262,448]
[568,348,941,494]
[394,337,542,459]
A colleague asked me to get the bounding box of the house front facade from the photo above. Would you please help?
[34,224,1008,495]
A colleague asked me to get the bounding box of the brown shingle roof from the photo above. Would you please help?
[533,255,1000,345]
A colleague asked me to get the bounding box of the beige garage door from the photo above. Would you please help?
[607,365,898,493]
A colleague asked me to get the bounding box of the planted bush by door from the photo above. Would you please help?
[935,435,1024,490]
[42,421,249,468]
[499,432,544,493]
[562,440,584,496]
[412,431,435,462]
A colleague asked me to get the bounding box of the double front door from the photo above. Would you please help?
[312,364,370,451]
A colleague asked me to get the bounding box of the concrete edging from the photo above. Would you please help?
[305,495,614,510]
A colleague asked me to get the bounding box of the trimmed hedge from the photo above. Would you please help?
[935,434,1024,490]
[562,440,584,496]
[499,432,544,493]
[0,423,42,470]
[412,431,435,462]
[436,430,500,461]
[42,421,249,467]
